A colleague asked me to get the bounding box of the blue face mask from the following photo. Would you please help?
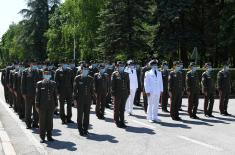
[180,64,183,70]
[70,64,75,68]
[31,65,38,70]
[43,75,51,80]
[119,66,125,72]
[82,69,89,77]
[175,66,181,72]
[130,65,135,69]
[207,67,212,73]
[163,65,168,70]
[100,68,106,74]
[151,65,158,71]
[192,67,197,72]
[224,66,229,71]
[63,64,68,69]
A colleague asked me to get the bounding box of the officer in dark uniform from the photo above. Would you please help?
[201,63,215,117]
[94,64,109,119]
[105,61,114,108]
[6,64,14,106]
[15,64,25,119]
[217,62,231,116]
[55,60,74,124]
[161,61,169,112]
[21,60,42,128]
[12,65,20,113]
[9,66,15,108]
[168,61,182,121]
[133,62,141,106]
[1,68,9,103]
[178,61,186,111]
[35,69,58,143]
[141,62,150,113]
[73,65,94,136]
[186,62,200,119]
[111,61,130,128]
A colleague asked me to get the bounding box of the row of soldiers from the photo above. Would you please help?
[0,59,232,142]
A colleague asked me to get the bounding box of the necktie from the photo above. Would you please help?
[131,69,133,74]
[154,70,157,78]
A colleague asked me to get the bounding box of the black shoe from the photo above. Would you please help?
[32,124,39,128]
[208,114,214,117]
[105,104,111,109]
[225,112,231,116]
[40,139,46,143]
[47,137,54,141]
[67,120,74,124]
[179,108,183,111]
[26,125,32,129]
[84,130,89,135]
[62,120,66,124]
[54,111,59,115]
[193,115,200,119]
[79,130,84,136]
[120,123,127,128]
[100,116,105,120]
[162,109,169,113]
[116,123,122,128]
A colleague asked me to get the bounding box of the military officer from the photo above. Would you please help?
[94,64,109,119]
[16,64,25,119]
[21,60,42,128]
[141,62,150,113]
[105,61,114,108]
[1,67,9,103]
[144,60,163,123]
[73,65,94,136]
[125,60,138,115]
[161,61,169,112]
[201,63,215,117]
[217,62,232,116]
[133,62,141,107]
[55,61,74,124]
[186,62,200,119]
[168,61,183,121]
[111,61,130,128]
[178,61,186,111]
[35,69,58,143]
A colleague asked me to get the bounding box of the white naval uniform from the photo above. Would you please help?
[144,69,163,121]
[125,67,138,114]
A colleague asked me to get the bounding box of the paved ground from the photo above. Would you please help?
[0,77,235,154]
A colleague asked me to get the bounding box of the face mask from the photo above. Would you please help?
[207,67,212,73]
[48,66,54,70]
[31,65,38,70]
[82,69,89,77]
[224,66,229,71]
[151,65,158,71]
[180,64,183,70]
[92,64,98,68]
[192,67,197,72]
[100,68,106,74]
[70,64,75,68]
[130,65,135,69]
[163,65,168,70]
[118,66,125,72]
[63,64,68,69]
[43,75,51,80]
[175,66,181,72]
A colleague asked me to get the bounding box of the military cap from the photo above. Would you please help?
[127,60,134,65]
[149,59,158,66]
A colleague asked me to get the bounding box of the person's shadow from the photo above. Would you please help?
[52,129,62,136]
[46,139,77,151]
[125,126,156,135]
[182,119,213,126]
[158,121,191,129]
[86,133,118,143]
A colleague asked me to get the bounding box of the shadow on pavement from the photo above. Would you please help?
[46,139,77,151]
[158,121,191,129]
[67,123,77,129]
[86,133,118,143]
[104,117,113,123]
[200,117,230,124]
[125,126,156,135]
[182,119,213,126]
[131,114,146,120]
[214,116,235,122]
[52,129,62,136]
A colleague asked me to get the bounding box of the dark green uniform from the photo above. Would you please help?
[201,71,215,116]
[134,66,141,106]
[21,68,42,128]
[55,67,74,123]
[217,70,231,115]
[186,71,200,118]
[179,69,186,110]
[35,79,58,140]
[141,66,150,113]
[111,70,130,127]
[9,69,15,108]
[105,65,114,107]
[1,68,9,103]
[73,75,94,134]
[94,72,109,119]
[168,71,183,120]
[161,69,169,111]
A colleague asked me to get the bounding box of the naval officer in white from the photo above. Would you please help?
[144,60,163,122]
[125,60,138,115]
